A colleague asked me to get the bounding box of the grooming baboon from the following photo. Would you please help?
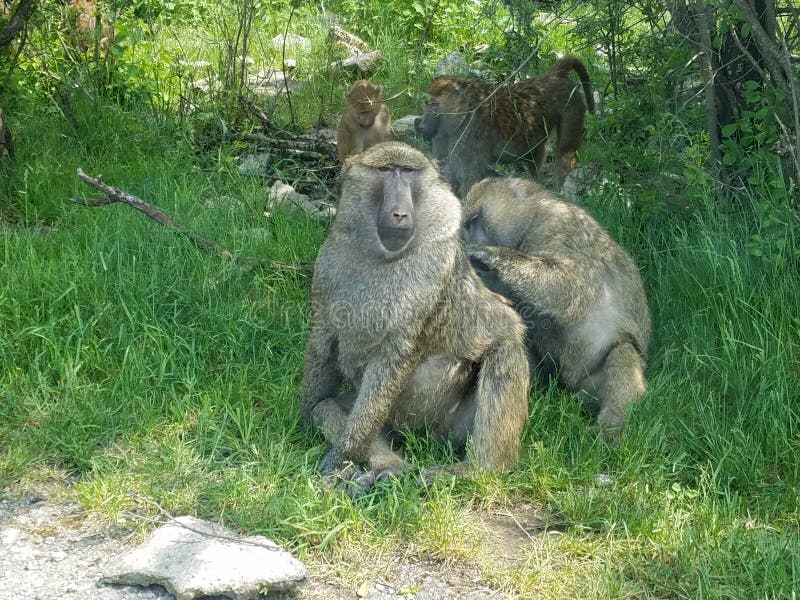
[463,177,650,441]
[415,56,594,196]
[337,80,392,161]
[300,142,530,489]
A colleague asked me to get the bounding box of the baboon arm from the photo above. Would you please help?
[311,398,406,472]
[338,350,417,464]
[299,324,342,425]
[467,245,595,322]
[337,118,355,160]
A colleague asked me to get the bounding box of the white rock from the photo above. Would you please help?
[272,33,311,53]
[0,527,21,545]
[434,51,471,77]
[102,516,308,600]
[330,50,382,73]
[238,153,272,177]
[266,181,335,221]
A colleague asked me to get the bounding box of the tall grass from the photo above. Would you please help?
[2,5,799,597]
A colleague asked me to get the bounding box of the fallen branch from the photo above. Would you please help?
[70,168,312,275]
[236,95,337,160]
[235,133,336,161]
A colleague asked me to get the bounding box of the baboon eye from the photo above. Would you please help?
[377,166,391,172]
[400,166,416,173]
[469,213,480,223]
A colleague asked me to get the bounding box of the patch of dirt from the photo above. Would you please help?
[467,502,563,565]
[1,481,542,600]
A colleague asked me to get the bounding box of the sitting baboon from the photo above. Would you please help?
[415,56,594,197]
[337,80,392,161]
[300,142,530,490]
[463,177,650,441]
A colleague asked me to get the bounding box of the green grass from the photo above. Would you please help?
[2,6,799,598]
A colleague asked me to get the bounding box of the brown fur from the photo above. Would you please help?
[464,177,650,442]
[300,143,530,487]
[417,56,594,197]
[337,80,392,161]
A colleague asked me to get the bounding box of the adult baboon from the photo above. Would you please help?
[463,177,650,441]
[337,80,392,161]
[300,142,530,489]
[415,56,594,196]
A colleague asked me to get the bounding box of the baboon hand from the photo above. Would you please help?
[465,244,496,270]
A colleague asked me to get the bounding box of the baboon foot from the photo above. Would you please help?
[317,447,345,474]
[322,464,405,498]
[597,403,629,444]
[419,462,468,487]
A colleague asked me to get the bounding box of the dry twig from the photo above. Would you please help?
[69,168,312,275]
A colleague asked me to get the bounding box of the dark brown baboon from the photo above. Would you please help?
[337,80,392,161]
[300,142,530,490]
[463,177,650,441]
[416,55,594,196]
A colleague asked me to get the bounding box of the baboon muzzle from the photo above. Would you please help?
[377,174,416,253]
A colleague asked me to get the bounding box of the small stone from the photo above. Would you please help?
[434,51,471,77]
[50,550,67,561]
[265,181,334,221]
[272,33,311,53]
[102,515,308,600]
[391,115,420,141]
[331,50,382,73]
[593,473,614,487]
[238,153,272,177]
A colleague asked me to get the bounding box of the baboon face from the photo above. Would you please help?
[464,209,493,245]
[340,144,431,257]
[370,163,418,253]
[415,100,441,141]
[347,80,382,128]
[339,142,461,259]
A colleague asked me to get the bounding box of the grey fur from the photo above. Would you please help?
[300,142,530,478]
[464,177,651,441]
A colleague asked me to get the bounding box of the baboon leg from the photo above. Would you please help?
[525,136,548,182]
[470,340,530,470]
[554,109,584,188]
[311,395,406,472]
[578,342,647,442]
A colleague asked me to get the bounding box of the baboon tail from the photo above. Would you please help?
[548,56,595,114]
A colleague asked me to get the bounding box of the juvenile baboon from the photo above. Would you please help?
[300,142,530,489]
[337,80,392,161]
[416,56,594,196]
[463,177,650,441]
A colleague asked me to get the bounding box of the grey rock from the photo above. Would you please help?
[562,162,606,203]
[248,69,300,98]
[238,153,272,177]
[391,115,420,141]
[331,50,382,73]
[102,516,308,600]
[266,181,336,220]
[272,33,311,53]
[434,51,471,77]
